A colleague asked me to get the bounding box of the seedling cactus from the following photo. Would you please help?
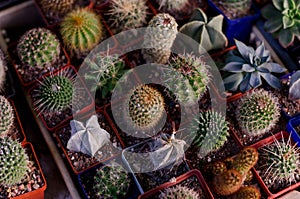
[0,96,14,137]
[17,28,60,68]
[236,89,280,136]
[142,13,178,64]
[159,185,201,199]
[0,137,29,186]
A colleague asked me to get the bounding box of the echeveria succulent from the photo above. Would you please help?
[289,71,300,100]
[222,40,287,92]
[262,0,300,47]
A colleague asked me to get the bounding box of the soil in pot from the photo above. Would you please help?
[55,111,122,173]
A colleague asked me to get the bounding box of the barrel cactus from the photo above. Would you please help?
[0,49,6,91]
[17,28,60,68]
[0,137,29,186]
[159,185,201,199]
[232,186,261,199]
[84,54,126,97]
[60,8,103,56]
[236,89,280,136]
[128,85,165,130]
[107,0,148,32]
[34,73,74,113]
[156,0,189,11]
[142,13,178,64]
[0,96,14,137]
[93,163,131,198]
[192,110,229,156]
[39,0,75,16]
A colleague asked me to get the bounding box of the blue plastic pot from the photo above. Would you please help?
[207,0,261,45]
[287,116,300,147]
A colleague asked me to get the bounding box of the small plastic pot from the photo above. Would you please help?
[287,116,300,148]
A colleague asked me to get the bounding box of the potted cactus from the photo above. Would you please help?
[0,49,15,98]
[0,138,47,198]
[207,0,261,45]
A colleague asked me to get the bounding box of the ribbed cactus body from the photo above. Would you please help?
[17,28,60,68]
[0,96,14,136]
[108,0,147,32]
[159,185,200,199]
[60,9,103,56]
[0,50,6,91]
[39,0,74,15]
[128,85,165,130]
[142,13,178,64]
[0,137,29,186]
[236,89,280,136]
[93,163,131,198]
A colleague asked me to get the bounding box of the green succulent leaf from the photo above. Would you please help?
[255,43,269,58]
[250,72,262,88]
[242,64,255,72]
[235,39,254,60]
[279,28,294,47]
[264,15,283,33]
[223,73,244,91]
[190,8,207,22]
[179,21,205,41]
[240,73,251,92]
[289,71,300,100]
[273,0,284,10]
[283,15,295,28]
[262,4,281,19]
[260,72,282,89]
[283,0,295,9]
[222,62,243,72]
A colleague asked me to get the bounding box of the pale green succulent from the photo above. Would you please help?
[222,39,287,92]
[289,71,300,101]
[262,0,300,47]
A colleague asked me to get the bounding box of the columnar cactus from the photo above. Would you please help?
[60,8,103,56]
[128,85,165,130]
[168,53,211,100]
[232,186,261,199]
[192,110,229,156]
[0,49,6,91]
[0,137,29,186]
[142,13,178,64]
[17,28,60,68]
[159,185,201,199]
[236,89,280,136]
[232,147,258,178]
[212,169,243,196]
[34,74,74,113]
[39,0,74,15]
[0,96,14,137]
[156,0,189,11]
[84,54,126,97]
[260,134,300,184]
[211,161,228,176]
[107,0,148,32]
[93,163,131,198]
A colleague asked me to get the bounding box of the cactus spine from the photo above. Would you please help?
[60,8,103,56]
[142,13,178,64]
[39,0,75,15]
[108,0,148,32]
[159,185,201,199]
[236,89,280,136]
[156,0,189,11]
[0,96,14,137]
[232,147,258,178]
[93,163,131,198]
[0,49,6,91]
[128,85,165,130]
[17,28,60,68]
[0,137,29,186]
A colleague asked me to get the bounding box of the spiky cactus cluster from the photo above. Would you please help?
[192,110,229,156]
[0,137,29,186]
[0,96,14,137]
[60,8,103,56]
[0,49,6,91]
[236,89,280,137]
[156,0,189,11]
[159,185,201,199]
[34,73,74,113]
[84,54,126,97]
[221,0,252,18]
[107,0,148,32]
[260,134,300,185]
[93,163,131,198]
[17,28,60,68]
[168,53,211,100]
[142,13,178,64]
[39,0,75,15]
[128,85,165,130]
[232,186,261,199]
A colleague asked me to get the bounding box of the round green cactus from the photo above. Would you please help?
[39,0,75,15]
[128,85,165,130]
[34,74,74,112]
[0,137,29,186]
[236,89,280,136]
[192,110,229,156]
[142,13,178,64]
[93,163,131,198]
[0,49,6,91]
[60,8,103,56]
[0,96,14,136]
[17,28,60,68]
[108,0,148,32]
[159,185,201,199]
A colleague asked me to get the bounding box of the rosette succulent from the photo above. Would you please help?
[288,70,300,101]
[222,40,287,92]
[262,0,300,47]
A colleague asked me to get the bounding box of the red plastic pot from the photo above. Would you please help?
[10,142,47,199]
[54,109,125,175]
[138,169,214,199]
[28,65,94,131]
[251,131,300,199]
